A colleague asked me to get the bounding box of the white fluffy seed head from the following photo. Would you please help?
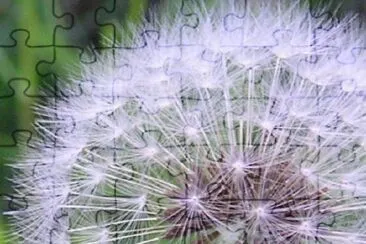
[7,0,366,243]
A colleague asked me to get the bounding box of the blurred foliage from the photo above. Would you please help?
[0,0,364,243]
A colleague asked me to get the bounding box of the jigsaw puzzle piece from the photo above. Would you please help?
[37,46,97,81]
[0,31,54,94]
[0,78,37,148]
[55,0,119,48]
[0,0,71,46]
[95,0,142,47]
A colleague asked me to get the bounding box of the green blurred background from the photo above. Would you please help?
[0,0,364,243]
[0,0,152,242]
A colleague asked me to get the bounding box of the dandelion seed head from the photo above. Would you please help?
[6,0,366,243]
